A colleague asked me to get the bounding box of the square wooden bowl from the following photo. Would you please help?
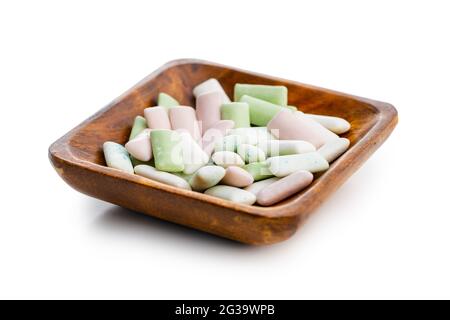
[49,59,398,245]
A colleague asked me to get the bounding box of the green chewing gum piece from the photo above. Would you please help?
[129,116,147,140]
[151,129,184,172]
[234,84,288,106]
[243,161,273,181]
[239,95,282,126]
[157,92,180,110]
[220,102,250,128]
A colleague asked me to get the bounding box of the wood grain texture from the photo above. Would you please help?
[48,59,398,245]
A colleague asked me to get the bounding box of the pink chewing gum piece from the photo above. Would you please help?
[144,106,171,130]
[196,91,222,133]
[201,120,235,156]
[169,106,201,141]
[125,129,152,161]
[221,166,254,188]
[267,109,338,148]
[257,170,314,206]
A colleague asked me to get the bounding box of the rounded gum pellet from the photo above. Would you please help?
[144,106,171,130]
[169,106,201,141]
[212,151,245,168]
[318,138,350,163]
[257,170,314,206]
[189,166,226,191]
[134,165,191,190]
[267,152,329,177]
[196,91,222,132]
[221,166,254,188]
[204,185,256,205]
[306,114,351,134]
[267,109,338,148]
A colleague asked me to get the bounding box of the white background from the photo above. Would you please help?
[1,0,449,299]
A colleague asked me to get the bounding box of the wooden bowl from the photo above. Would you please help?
[48,59,398,245]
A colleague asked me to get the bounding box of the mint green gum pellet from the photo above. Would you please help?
[151,129,184,172]
[157,92,179,110]
[234,84,288,106]
[239,95,282,126]
[221,102,250,128]
[287,106,298,112]
[243,161,274,181]
[129,116,148,140]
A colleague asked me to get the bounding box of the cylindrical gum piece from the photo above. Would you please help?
[244,177,280,196]
[189,166,226,191]
[212,151,244,168]
[193,78,231,104]
[221,166,254,188]
[318,138,350,163]
[129,115,147,140]
[150,129,184,172]
[134,165,191,190]
[228,127,275,145]
[258,140,315,156]
[103,142,134,174]
[257,170,314,206]
[237,144,266,163]
[234,84,288,106]
[179,132,209,175]
[306,114,351,134]
[221,102,250,128]
[214,135,243,153]
[125,129,152,162]
[204,186,256,205]
[267,152,329,177]
[201,120,235,156]
[169,106,201,141]
[196,91,222,132]
[239,95,282,126]
[144,106,171,130]
[243,161,273,181]
[267,109,338,148]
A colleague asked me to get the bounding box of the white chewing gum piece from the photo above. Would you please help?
[228,127,276,145]
[306,114,351,134]
[103,141,134,174]
[257,140,315,157]
[317,138,350,163]
[179,132,209,175]
[267,152,329,177]
[134,165,192,190]
[204,185,256,205]
[189,165,226,192]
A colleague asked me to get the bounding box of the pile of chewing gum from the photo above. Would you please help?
[103,79,351,206]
